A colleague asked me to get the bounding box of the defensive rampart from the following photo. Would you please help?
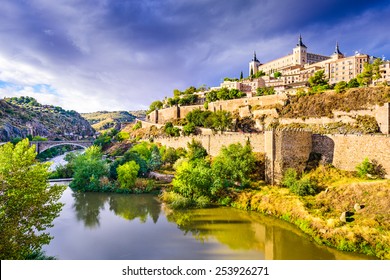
[154,130,390,183]
[154,133,265,156]
[312,134,390,177]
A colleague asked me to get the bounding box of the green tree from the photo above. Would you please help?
[0,139,65,259]
[240,71,243,80]
[348,78,360,88]
[162,147,179,166]
[356,59,383,87]
[211,143,255,187]
[182,122,196,136]
[357,63,373,86]
[308,70,328,87]
[163,122,181,137]
[186,109,212,127]
[148,100,163,113]
[334,81,348,93]
[217,87,230,100]
[117,161,140,189]
[273,71,282,78]
[148,145,163,171]
[205,90,218,103]
[172,159,213,200]
[186,139,207,161]
[211,110,232,132]
[70,146,109,191]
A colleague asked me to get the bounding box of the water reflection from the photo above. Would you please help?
[165,207,374,260]
[44,187,374,260]
[108,194,161,223]
[72,191,161,227]
[72,192,108,228]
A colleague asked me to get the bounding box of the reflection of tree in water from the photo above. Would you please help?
[165,207,264,251]
[109,194,161,223]
[72,192,108,228]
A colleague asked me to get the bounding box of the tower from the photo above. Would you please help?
[331,42,344,59]
[292,34,307,66]
[249,51,261,76]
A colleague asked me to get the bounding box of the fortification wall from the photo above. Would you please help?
[265,129,312,184]
[208,94,287,113]
[139,120,164,129]
[179,105,204,119]
[154,133,265,156]
[312,134,390,177]
[149,107,179,124]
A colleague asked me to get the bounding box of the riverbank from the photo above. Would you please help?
[230,180,390,260]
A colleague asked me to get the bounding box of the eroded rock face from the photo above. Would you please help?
[0,123,27,141]
[0,99,95,141]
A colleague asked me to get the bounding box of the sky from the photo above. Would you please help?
[0,0,389,113]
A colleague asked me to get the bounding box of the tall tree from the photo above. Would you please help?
[211,143,255,187]
[308,70,328,87]
[0,139,65,259]
[70,145,109,190]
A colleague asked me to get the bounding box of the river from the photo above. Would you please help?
[42,185,374,260]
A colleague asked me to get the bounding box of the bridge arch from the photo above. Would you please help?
[31,140,94,154]
[39,143,88,154]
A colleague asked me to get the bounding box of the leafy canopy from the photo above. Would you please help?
[0,139,65,259]
[117,161,140,189]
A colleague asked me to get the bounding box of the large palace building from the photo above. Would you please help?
[248,35,373,92]
[207,35,390,97]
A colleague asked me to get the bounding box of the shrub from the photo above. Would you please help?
[355,158,386,179]
[281,168,318,196]
[334,81,348,93]
[195,196,211,208]
[117,161,140,189]
[132,121,142,130]
[290,176,318,196]
[281,168,299,189]
[182,122,196,136]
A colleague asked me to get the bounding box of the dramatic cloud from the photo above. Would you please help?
[0,0,389,112]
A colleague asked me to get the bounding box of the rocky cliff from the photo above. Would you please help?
[0,97,95,141]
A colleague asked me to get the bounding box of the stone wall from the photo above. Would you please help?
[153,129,390,182]
[154,133,265,156]
[148,106,179,124]
[178,105,204,119]
[312,134,390,178]
[264,129,312,184]
[208,94,287,113]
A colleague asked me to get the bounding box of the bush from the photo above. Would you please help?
[334,81,348,93]
[290,176,318,196]
[281,168,299,189]
[117,161,140,189]
[355,158,386,179]
[281,168,318,196]
[132,121,142,130]
[70,146,109,191]
[182,122,196,136]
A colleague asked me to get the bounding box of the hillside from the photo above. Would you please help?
[81,111,138,132]
[0,97,95,142]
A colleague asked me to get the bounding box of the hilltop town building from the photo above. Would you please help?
[208,35,384,97]
[247,35,375,92]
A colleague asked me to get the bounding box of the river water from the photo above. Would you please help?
[42,186,373,260]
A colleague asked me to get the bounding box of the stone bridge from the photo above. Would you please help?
[30,140,94,154]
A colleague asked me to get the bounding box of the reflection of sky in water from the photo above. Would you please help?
[43,188,374,260]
